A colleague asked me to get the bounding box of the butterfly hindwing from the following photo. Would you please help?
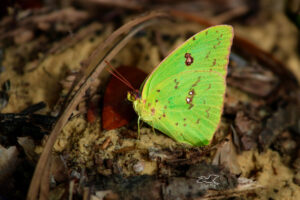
[145,71,225,146]
[136,25,233,146]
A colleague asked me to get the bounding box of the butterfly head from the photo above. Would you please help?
[127,90,141,102]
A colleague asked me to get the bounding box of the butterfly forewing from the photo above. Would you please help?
[142,25,233,98]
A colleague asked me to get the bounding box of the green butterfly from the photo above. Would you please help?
[128,25,234,146]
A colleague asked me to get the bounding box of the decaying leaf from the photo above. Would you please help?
[102,66,147,130]
[0,145,18,184]
[212,134,241,175]
[259,104,300,149]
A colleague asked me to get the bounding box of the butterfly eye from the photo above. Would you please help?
[136,91,141,98]
[127,92,136,102]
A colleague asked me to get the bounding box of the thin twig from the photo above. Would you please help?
[83,0,143,10]
[211,5,249,24]
[38,156,50,200]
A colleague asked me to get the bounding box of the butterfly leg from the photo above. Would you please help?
[151,123,157,135]
[137,116,141,139]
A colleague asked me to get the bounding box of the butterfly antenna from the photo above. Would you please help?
[105,61,133,86]
[104,60,137,92]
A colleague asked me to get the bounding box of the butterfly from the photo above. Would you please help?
[128,25,234,146]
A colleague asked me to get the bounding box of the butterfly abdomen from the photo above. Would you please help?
[133,98,157,123]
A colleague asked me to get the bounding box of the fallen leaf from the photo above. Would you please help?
[102,66,147,130]
[212,134,242,175]
[18,137,37,163]
[0,145,18,184]
[234,111,261,150]
[259,104,299,149]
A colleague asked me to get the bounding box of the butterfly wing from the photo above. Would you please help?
[142,25,233,98]
[145,70,226,146]
[139,25,233,146]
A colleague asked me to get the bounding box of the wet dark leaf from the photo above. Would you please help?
[228,55,279,97]
[234,111,261,150]
[0,91,9,111]
[212,134,242,175]
[259,104,300,150]
[0,102,55,145]
[102,66,147,130]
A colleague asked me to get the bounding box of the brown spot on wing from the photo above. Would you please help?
[151,108,155,115]
[192,77,201,87]
[184,53,194,66]
[189,89,195,95]
[207,84,211,90]
[186,88,196,109]
[213,59,216,66]
[205,51,211,59]
[186,97,192,104]
[174,79,179,89]
[196,119,200,124]
[205,107,211,118]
